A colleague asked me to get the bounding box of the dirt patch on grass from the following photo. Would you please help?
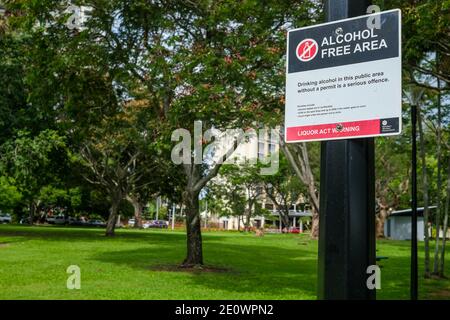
[149,264,234,274]
[0,243,10,248]
[428,289,450,299]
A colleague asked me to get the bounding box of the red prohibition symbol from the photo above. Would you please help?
[296,39,319,62]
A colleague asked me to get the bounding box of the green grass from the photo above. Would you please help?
[0,224,449,300]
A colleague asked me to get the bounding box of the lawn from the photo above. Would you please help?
[0,225,449,300]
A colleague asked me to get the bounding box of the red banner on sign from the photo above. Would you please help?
[286,119,380,142]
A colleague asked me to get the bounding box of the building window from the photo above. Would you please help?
[258,142,265,153]
[269,143,276,153]
[258,142,265,160]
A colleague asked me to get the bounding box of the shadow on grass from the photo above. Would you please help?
[0,224,319,297]
[375,241,450,300]
[91,236,318,298]
[3,225,449,299]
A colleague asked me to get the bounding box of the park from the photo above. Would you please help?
[0,0,449,304]
[0,224,449,300]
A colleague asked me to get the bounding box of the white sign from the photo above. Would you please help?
[285,10,402,143]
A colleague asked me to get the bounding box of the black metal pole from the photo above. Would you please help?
[411,104,418,300]
[318,0,376,300]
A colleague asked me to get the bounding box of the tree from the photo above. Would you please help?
[0,176,22,213]
[205,176,247,230]
[217,164,266,231]
[125,192,145,229]
[7,0,321,264]
[77,119,158,236]
[38,185,74,207]
[0,130,67,223]
[440,157,450,277]
[164,1,318,265]
[374,126,412,239]
[378,0,450,89]
[381,0,450,277]
[79,143,140,236]
[279,138,320,238]
[260,155,304,229]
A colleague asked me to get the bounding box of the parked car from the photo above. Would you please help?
[54,215,66,225]
[67,217,77,224]
[148,220,168,229]
[142,221,151,229]
[88,220,106,228]
[128,218,135,227]
[19,217,31,224]
[0,214,12,224]
[69,218,88,227]
[46,216,56,224]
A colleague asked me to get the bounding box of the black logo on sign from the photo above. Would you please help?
[380,118,399,134]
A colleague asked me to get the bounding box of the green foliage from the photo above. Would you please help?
[260,155,305,205]
[119,199,134,218]
[0,130,67,206]
[0,176,22,211]
[377,0,450,71]
[375,135,411,210]
[38,186,69,205]
[37,185,82,210]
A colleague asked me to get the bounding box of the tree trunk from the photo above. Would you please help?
[105,198,121,237]
[179,142,234,266]
[279,205,290,230]
[265,190,290,231]
[29,201,36,225]
[311,206,319,239]
[244,211,249,230]
[244,202,254,231]
[433,143,442,274]
[182,190,203,266]
[127,195,143,229]
[376,205,389,238]
[418,107,431,278]
[439,158,450,277]
[433,57,443,275]
[281,214,290,230]
[279,138,320,239]
[133,202,143,229]
[245,212,251,231]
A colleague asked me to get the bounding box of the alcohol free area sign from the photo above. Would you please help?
[284,9,402,143]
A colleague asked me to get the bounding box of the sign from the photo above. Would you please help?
[297,39,319,62]
[285,9,401,143]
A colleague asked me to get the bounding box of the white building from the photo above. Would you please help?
[205,208,312,232]
[204,127,312,231]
